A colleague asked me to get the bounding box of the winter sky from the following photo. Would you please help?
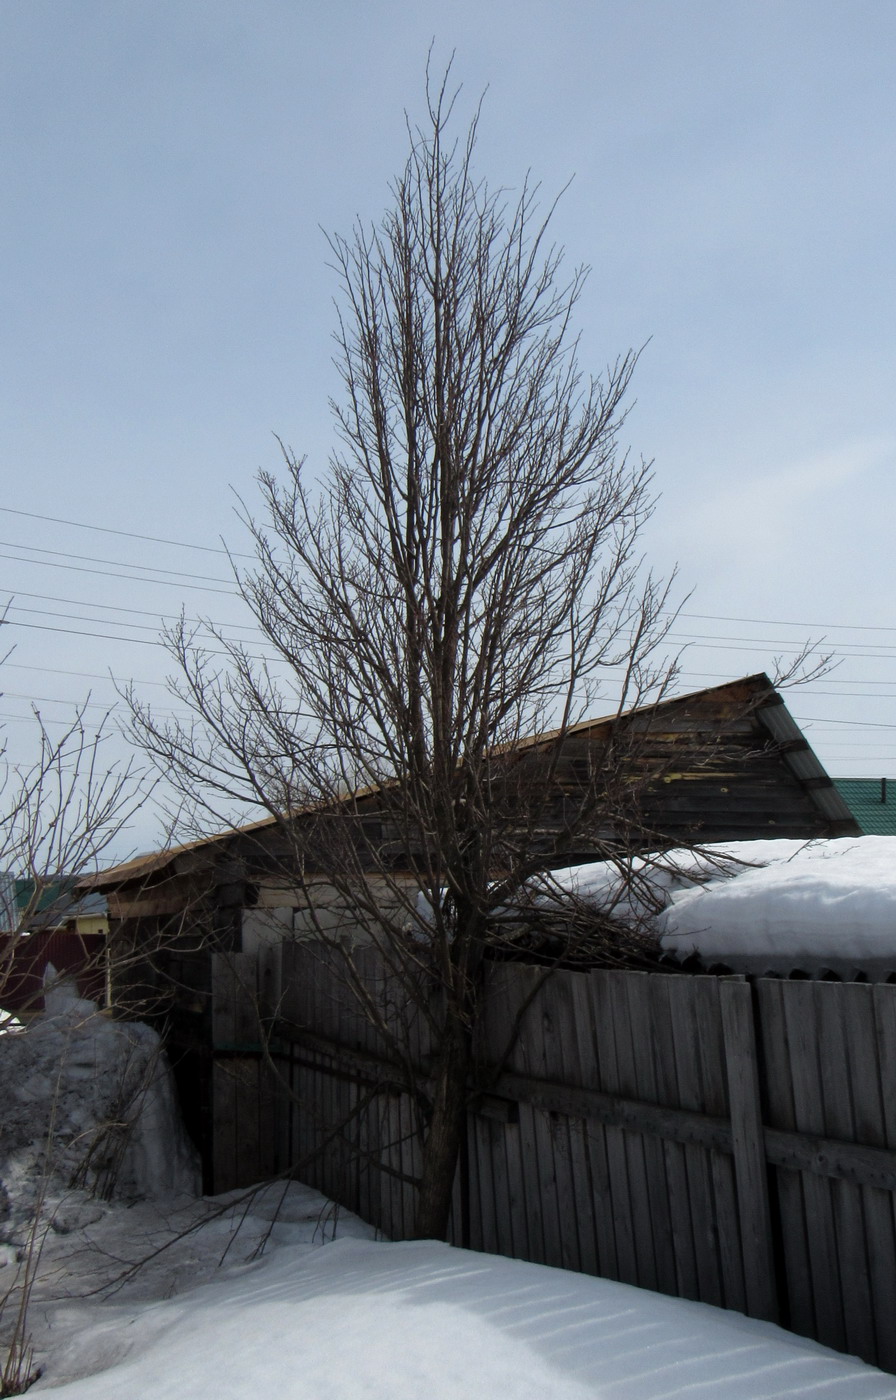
[2,2,896,855]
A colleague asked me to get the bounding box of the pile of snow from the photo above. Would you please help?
[13,1196,896,1399]
[1,1167,893,1397]
[0,1179,377,1391]
[553,836,896,976]
[0,977,199,1238]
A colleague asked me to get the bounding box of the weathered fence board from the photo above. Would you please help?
[567,972,605,1279]
[719,978,778,1322]
[664,976,718,1304]
[783,980,846,1350]
[590,970,639,1286]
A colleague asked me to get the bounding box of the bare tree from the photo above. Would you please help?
[0,629,146,1021]
[130,70,680,1238]
[0,660,150,1394]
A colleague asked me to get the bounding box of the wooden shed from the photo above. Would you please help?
[80,672,858,1185]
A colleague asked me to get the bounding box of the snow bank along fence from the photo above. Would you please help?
[210,945,896,1374]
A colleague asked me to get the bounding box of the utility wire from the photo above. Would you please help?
[669,630,896,655]
[0,552,237,595]
[679,610,896,635]
[679,671,896,688]
[795,717,896,730]
[0,661,172,688]
[6,590,894,664]
[0,539,233,584]
[0,505,255,559]
[5,502,896,641]
[4,514,896,755]
[3,619,275,660]
[0,588,262,635]
[4,626,896,707]
[4,601,268,643]
[1,690,191,717]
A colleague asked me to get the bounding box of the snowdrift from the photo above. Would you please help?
[28,1232,896,1399]
[553,836,896,977]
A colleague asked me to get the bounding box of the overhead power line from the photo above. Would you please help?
[3,618,275,660]
[5,588,892,666]
[670,629,896,656]
[0,660,172,688]
[679,671,896,689]
[0,588,261,634]
[679,610,896,635]
[4,501,896,641]
[0,505,255,559]
[0,539,233,585]
[794,715,896,731]
[0,551,237,595]
[670,637,896,662]
[4,601,266,643]
[0,690,191,718]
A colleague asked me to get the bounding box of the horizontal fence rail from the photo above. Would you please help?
[209,945,896,1373]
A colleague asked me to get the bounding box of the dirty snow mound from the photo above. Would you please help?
[0,980,199,1237]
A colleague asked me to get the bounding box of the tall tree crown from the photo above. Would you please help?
[234,76,671,805]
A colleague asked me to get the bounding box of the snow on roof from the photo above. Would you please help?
[556,836,896,978]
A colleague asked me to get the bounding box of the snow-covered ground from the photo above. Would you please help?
[0,1179,892,1399]
[554,835,896,976]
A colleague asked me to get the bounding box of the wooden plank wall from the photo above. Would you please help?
[210,952,282,1193]
[227,943,896,1372]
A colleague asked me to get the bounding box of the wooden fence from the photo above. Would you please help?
[209,944,896,1373]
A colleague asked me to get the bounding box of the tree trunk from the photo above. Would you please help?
[412,1021,471,1240]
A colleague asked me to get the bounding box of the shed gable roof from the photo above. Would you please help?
[80,673,858,893]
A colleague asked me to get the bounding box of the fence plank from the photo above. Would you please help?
[211,1059,237,1191]
[622,973,678,1295]
[356,1074,373,1229]
[650,977,699,1301]
[258,1056,279,1181]
[211,955,237,1048]
[553,970,599,1277]
[234,1058,260,1187]
[693,975,745,1313]
[529,970,568,1268]
[539,974,582,1272]
[781,979,847,1353]
[666,976,724,1307]
[233,957,259,1048]
[719,978,778,1322]
[815,983,876,1364]
[566,972,609,1278]
[476,1114,503,1255]
[481,965,530,1262]
[515,967,551,1265]
[754,976,814,1338]
[590,971,638,1284]
[864,986,896,1372]
[606,971,658,1290]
